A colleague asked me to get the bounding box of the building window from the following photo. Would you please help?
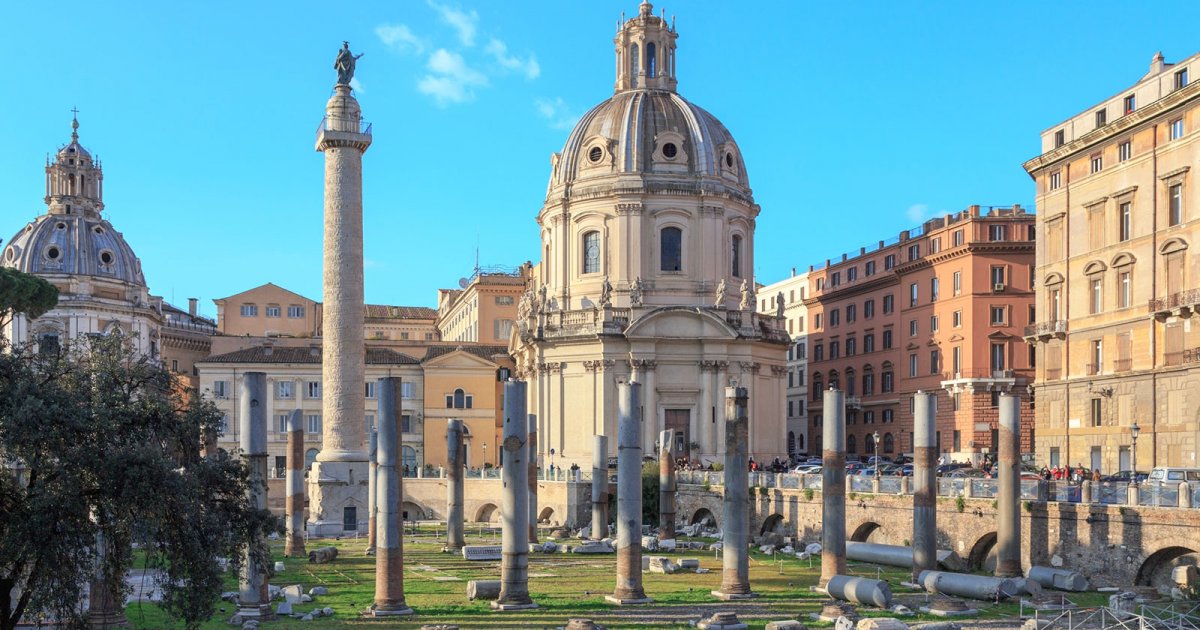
[863,372,874,395]
[1054,129,1065,147]
[908,354,918,377]
[846,304,857,323]
[989,225,1007,241]
[365,381,378,399]
[446,388,473,409]
[496,295,515,306]
[952,229,964,247]
[1118,141,1131,162]
[882,294,894,314]
[929,349,939,374]
[814,313,822,329]
[907,244,920,261]
[306,414,322,434]
[952,346,962,374]
[265,304,281,318]
[930,237,942,254]
[1123,94,1136,115]
[829,309,840,326]
[991,306,1006,325]
[306,381,321,399]
[731,235,742,277]
[930,314,939,332]
[991,265,1006,288]
[882,409,894,423]
[582,231,601,274]
[1049,171,1061,190]
[1118,202,1132,241]
[1095,108,1107,127]
[240,304,258,317]
[401,382,415,399]
[848,267,858,281]
[212,380,230,399]
[931,277,939,301]
[1170,118,1185,140]
[660,227,682,272]
[864,334,875,353]
[1091,339,1103,375]
[1176,68,1189,90]
[952,271,961,296]
[1090,276,1103,314]
[864,299,875,318]
[884,254,896,270]
[813,343,823,361]
[882,371,894,393]
[1090,153,1103,174]
[796,341,806,359]
[277,381,295,399]
[991,342,1006,372]
[865,261,876,276]
[1169,183,1183,226]
[909,319,918,337]
[909,282,918,307]
[829,341,839,359]
[830,272,841,287]
[287,305,305,318]
[953,310,962,327]
[882,329,893,349]
[1119,270,1131,308]
[846,337,856,356]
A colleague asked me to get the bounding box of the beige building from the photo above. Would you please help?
[510,3,789,470]
[1024,51,1200,472]
[215,283,439,342]
[161,298,217,389]
[436,268,525,344]
[757,272,811,457]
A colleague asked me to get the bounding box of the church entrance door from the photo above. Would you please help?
[664,409,690,457]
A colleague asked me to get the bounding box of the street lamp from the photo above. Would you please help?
[873,430,881,477]
[1130,422,1140,485]
[482,442,488,472]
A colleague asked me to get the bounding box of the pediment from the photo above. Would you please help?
[624,307,738,340]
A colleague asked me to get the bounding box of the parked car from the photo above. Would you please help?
[793,465,821,475]
[896,464,914,477]
[946,468,987,479]
[1100,470,1148,483]
[845,462,866,473]
[935,463,971,476]
[1147,467,1200,483]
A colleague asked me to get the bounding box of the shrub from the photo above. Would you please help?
[955,496,966,513]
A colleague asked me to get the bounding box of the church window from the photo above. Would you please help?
[38,333,60,355]
[660,227,682,272]
[630,44,639,88]
[588,146,603,163]
[731,235,742,277]
[99,251,114,265]
[725,152,734,168]
[45,246,60,261]
[662,142,677,158]
[582,231,601,274]
[646,43,657,77]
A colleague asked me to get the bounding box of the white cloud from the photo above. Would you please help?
[375,23,428,55]
[906,203,933,223]
[428,1,479,47]
[535,97,580,130]
[349,77,365,93]
[418,49,488,106]
[485,38,540,80]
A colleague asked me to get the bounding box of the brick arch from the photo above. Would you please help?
[967,531,998,571]
[849,521,881,542]
[474,502,500,523]
[401,500,427,521]
[1136,541,1198,587]
[538,506,556,524]
[760,513,786,536]
[690,507,718,528]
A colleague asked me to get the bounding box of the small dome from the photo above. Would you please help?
[550,90,749,191]
[2,214,145,287]
[57,116,93,162]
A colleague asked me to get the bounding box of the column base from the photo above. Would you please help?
[234,605,274,621]
[490,601,539,611]
[710,590,758,601]
[369,606,414,617]
[604,595,653,605]
[87,611,128,628]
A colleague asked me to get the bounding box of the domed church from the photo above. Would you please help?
[511,2,789,468]
[2,116,163,355]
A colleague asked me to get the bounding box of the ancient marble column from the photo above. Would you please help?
[607,381,652,605]
[372,377,413,616]
[658,429,677,541]
[237,372,272,620]
[713,386,755,600]
[592,434,609,540]
[995,393,1022,578]
[494,379,537,610]
[528,413,539,543]
[912,391,936,581]
[446,418,466,552]
[310,77,372,535]
[285,409,306,558]
[366,428,378,555]
[821,387,848,586]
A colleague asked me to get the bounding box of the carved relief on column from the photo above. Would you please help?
[736,361,760,375]
[770,365,788,378]
[615,203,644,215]
[629,358,657,373]
[584,359,617,372]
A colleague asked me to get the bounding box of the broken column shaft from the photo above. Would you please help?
[713,386,754,600]
[372,377,413,616]
[658,429,677,541]
[607,381,651,605]
[285,409,306,558]
[821,387,848,586]
[493,379,536,610]
[529,413,539,543]
[995,392,1022,578]
[237,372,272,619]
[912,390,937,581]
[592,434,609,540]
[446,418,466,552]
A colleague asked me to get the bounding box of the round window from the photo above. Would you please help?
[588,146,603,163]
[55,222,66,230]
[4,247,14,262]
[93,226,105,235]
[725,152,734,168]
[662,142,678,159]
[46,246,60,261]
[100,251,114,265]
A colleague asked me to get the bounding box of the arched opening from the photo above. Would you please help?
[1136,545,1198,587]
[847,434,857,454]
[760,513,786,536]
[474,503,500,523]
[582,230,600,274]
[798,433,805,452]
[630,44,639,88]
[401,445,417,474]
[883,432,895,454]
[967,532,998,572]
[453,388,466,409]
[660,226,682,272]
[304,448,319,470]
[537,506,555,524]
[864,433,875,455]
[401,501,425,521]
[68,173,76,195]
[731,234,742,277]
[690,508,716,527]
[850,521,880,542]
[787,431,795,456]
[646,42,656,77]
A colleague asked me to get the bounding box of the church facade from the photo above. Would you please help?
[510,2,790,469]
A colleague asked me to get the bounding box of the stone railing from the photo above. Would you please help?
[675,471,1199,509]
[541,307,631,338]
[1023,320,1068,341]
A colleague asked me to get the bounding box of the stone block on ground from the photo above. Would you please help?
[461,545,502,561]
[276,602,293,616]
[698,611,748,630]
[309,586,328,596]
[562,619,606,630]
[1173,565,1198,587]
[855,619,909,630]
[572,540,614,554]
[911,623,963,630]
[641,536,659,552]
[467,580,501,601]
[273,561,285,572]
[679,558,700,569]
[709,542,723,552]
[834,615,856,630]
[765,621,806,630]
[805,543,822,554]
[300,594,313,603]
[648,556,679,574]
[281,584,304,604]
[308,547,338,563]
[658,538,677,551]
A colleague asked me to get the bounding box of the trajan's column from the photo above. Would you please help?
[309,42,372,535]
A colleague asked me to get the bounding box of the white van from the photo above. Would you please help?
[1146,467,1200,483]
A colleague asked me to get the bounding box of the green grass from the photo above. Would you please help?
[123,527,1062,629]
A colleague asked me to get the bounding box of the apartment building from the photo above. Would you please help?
[805,206,1036,464]
[1024,51,1200,472]
[435,268,525,344]
[758,270,811,456]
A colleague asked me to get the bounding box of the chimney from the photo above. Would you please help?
[1150,51,1166,74]
[791,267,796,277]
[188,298,198,316]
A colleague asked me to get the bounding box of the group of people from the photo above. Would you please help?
[1039,464,1100,484]
[747,457,791,473]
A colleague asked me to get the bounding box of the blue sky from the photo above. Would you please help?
[3,1,1199,317]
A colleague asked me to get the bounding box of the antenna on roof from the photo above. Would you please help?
[458,277,469,289]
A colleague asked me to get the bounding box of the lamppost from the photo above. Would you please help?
[482,442,488,473]
[873,430,881,477]
[1130,422,1140,485]
[550,448,557,480]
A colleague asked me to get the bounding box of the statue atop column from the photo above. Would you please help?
[629,277,644,307]
[738,279,754,311]
[599,276,613,307]
[335,41,364,86]
[713,278,727,309]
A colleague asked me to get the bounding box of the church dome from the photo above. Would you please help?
[3,214,146,286]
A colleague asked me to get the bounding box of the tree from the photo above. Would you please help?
[0,334,276,630]
[0,267,58,331]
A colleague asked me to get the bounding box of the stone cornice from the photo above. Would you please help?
[1112,185,1138,198]
[1159,165,1191,180]
[1083,195,1109,209]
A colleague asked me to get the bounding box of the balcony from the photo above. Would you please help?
[1023,320,1067,342]
[1114,358,1132,372]
[940,368,1019,392]
[1149,288,1200,320]
[845,396,862,410]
